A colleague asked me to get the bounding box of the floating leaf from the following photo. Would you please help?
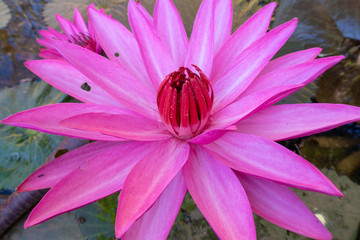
[0,137,88,236]
[2,210,85,240]
[0,80,66,190]
[75,194,118,240]
[273,0,342,54]
[273,0,360,54]
[315,0,360,41]
[0,0,11,28]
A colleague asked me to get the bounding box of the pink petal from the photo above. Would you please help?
[122,172,187,240]
[38,29,57,40]
[47,27,68,41]
[203,132,342,196]
[153,0,188,68]
[37,38,55,49]
[60,112,171,141]
[187,129,228,145]
[135,0,153,24]
[38,49,63,59]
[55,14,79,37]
[212,18,297,112]
[258,47,322,77]
[236,103,360,141]
[18,141,123,192]
[184,0,214,76]
[213,0,232,55]
[87,6,150,88]
[210,2,276,82]
[72,7,88,34]
[115,138,190,238]
[1,103,131,141]
[242,56,344,96]
[86,16,102,54]
[24,140,158,228]
[128,0,176,89]
[36,38,53,49]
[51,40,159,120]
[210,84,304,130]
[182,146,256,240]
[236,173,332,240]
[25,59,120,106]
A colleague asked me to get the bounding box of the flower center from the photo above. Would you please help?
[157,65,213,139]
[68,33,97,52]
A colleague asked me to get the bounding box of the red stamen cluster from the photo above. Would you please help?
[69,33,97,52]
[157,65,214,139]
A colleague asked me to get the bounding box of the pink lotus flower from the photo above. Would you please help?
[2,0,360,239]
[37,4,102,59]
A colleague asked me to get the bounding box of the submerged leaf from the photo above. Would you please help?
[0,80,66,190]
[316,0,360,41]
[273,0,344,54]
[277,82,318,104]
[74,194,118,240]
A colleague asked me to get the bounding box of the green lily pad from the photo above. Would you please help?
[74,193,118,240]
[0,80,66,190]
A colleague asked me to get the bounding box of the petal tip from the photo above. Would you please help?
[266,1,277,9]
[115,221,132,239]
[24,60,37,69]
[16,180,33,193]
[87,3,101,15]
[24,217,35,229]
[1,116,12,125]
[291,17,298,24]
[335,189,344,197]
[54,13,63,22]
[336,55,346,61]
[313,47,322,55]
[323,181,343,197]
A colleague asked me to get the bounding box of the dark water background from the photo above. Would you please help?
[0,0,359,239]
